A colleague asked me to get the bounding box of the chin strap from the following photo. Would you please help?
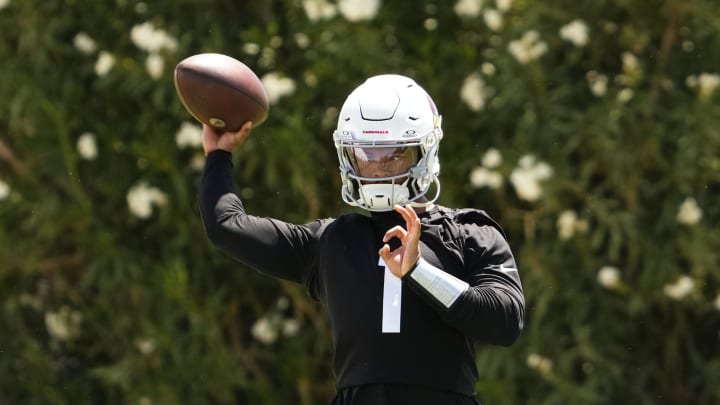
[408,177,441,208]
[358,182,410,211]
[348,176,441,212]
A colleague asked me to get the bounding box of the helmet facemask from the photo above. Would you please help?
[336,134,442,211]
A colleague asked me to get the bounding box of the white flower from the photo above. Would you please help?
[518,154,535,168]
[622,52,640,73]
[73,32,97,54]
[586,71,608,97]
[676,197,702,225]
[482,148,502,168]
[597,266,621,289]
[527,353,553,375]
[424,18,438,31]
[470,166,503,189]
[460,73,487,111]
[294,33,311,49]
[509,155,553,202]
[261,72,296,104]
[509,170,541,201]
[508,31,548,64]
[616,52,642,86]
[190,153,206,172]
[714,294,720,312]
[454,0,484,18]
[175,122,203,149]
[481,62,496,76]
[617,88,634,103]
[591,78,607,96]
[687,73,720,100]
[557,210,578,240]
[130,22,178,53]
[698,73,720,96]
[303,0,337,21]
[338,0,380,22]
[77,132,98,160]
[282,319,301,337]
[483,9,503,31]
[0,179,9,200]
[45,306,82,341]
[127,182,168,219]
[0,0,9,10]
[242,42,261,55]
[95,51,115,77]
[496,0,512,12]
[135,338,155,355]
[269,36,283,48]
[145,53,164,79]
[276,296,290,310]
[664,276,694,301]
[559,19,589,47]
[258,47,276,68]
[251,316,278,344]
[557,209,588,239]
[518,155,553,179]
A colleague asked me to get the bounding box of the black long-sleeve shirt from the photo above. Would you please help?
[199,150,525,399]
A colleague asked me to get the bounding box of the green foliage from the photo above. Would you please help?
[0,0,719,404]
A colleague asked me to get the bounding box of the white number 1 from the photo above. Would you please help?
[379,257,402,333]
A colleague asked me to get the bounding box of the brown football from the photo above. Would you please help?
[174,53,269,131]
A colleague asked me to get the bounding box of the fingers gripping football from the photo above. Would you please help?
[202,121,253,155]
[378,205,422,278]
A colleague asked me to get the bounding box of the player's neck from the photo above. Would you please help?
[412,203,434,214]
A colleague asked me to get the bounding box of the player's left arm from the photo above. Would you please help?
[436,224,524,346]
[381,205,525,346]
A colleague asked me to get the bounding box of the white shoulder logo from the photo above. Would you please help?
[498,264,518,274]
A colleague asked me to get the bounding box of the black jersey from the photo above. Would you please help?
[199,150,525,401]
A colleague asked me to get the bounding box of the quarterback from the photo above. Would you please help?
[199,75,525,404]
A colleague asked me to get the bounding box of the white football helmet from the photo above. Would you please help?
[333,74,443,211]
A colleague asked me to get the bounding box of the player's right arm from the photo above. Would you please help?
[198,123,327,284]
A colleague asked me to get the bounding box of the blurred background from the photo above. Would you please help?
[1,0,719,404]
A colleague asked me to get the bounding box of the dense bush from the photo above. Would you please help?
[1,0,718,404]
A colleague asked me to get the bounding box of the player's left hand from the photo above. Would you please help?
[379,205,422,278]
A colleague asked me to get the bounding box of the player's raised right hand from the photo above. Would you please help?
[202,121,252,156]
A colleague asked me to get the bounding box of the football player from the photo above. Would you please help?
[199,74,525,404]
